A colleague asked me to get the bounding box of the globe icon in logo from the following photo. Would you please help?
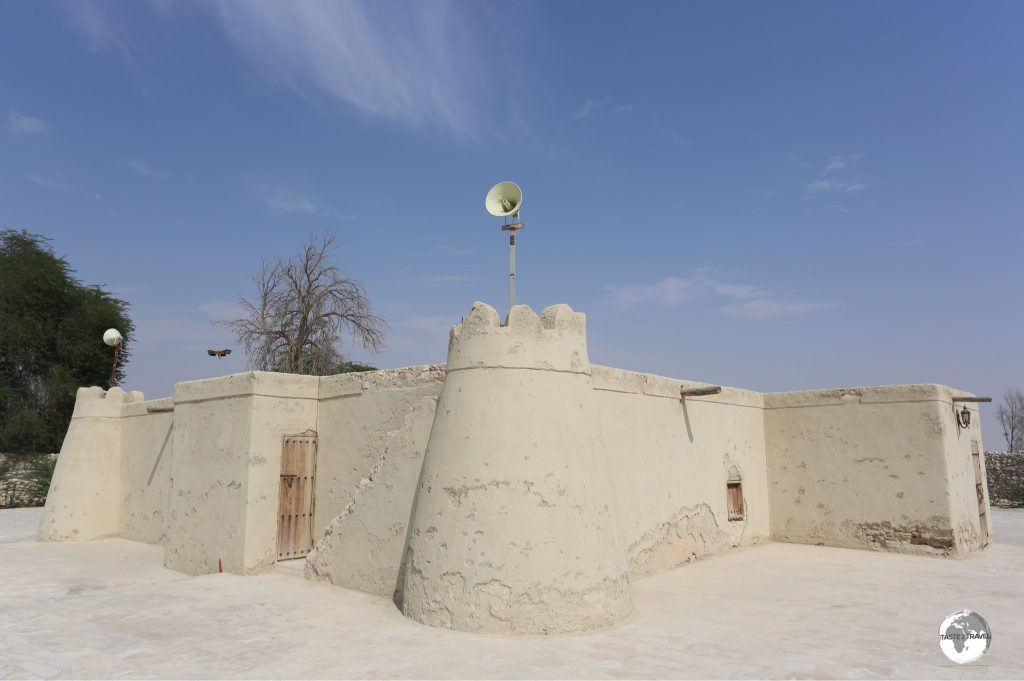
[938,610,991,664]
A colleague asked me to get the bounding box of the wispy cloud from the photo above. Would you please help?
[605,275,713,307]
[267,195,317,214]
[670,132,690,148]
[574,97,632,120]
[720,299,828,320]
[122,158,159,177]
[263,190,353,219]
[27,173,68,192]
[64,0,138,58]
[27,173,101,199]
[59,1,492,137]
[7,112,47,135]
[212,1,483,137]
[805,154,867,198]
[806,178,866,194]
[575,98,606,120]
[824,155,850,172]
[604,270,828,320]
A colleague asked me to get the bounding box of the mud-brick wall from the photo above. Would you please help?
[592,365,770,577]
[985,451,1024,507]
[765,384,984,556]
[306,364,445,598]
[119,398,174,545]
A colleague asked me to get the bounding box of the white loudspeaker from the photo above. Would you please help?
[485,181,523,217]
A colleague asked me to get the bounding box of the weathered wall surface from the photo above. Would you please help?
[764,385,986,556]
[398,303,633,635]
[163,381,253,575]
[243,382,319,573]
[985,451,1024,507]
[119,397,174,544]
[163,372,318,575]
[39,387,134,541]
[41,302,992,633]
[593,366,770,576]
[938,398,990,551]
[306,365,444,598]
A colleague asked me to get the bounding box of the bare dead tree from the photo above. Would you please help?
[225,233,386,375]
[997,388,1024,452]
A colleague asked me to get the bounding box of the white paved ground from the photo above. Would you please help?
[1,508,1022,680]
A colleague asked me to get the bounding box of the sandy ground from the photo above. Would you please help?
[1,507,1022,679]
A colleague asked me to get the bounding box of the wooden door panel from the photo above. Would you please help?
[277,433,317,560]
[971,440,989,547]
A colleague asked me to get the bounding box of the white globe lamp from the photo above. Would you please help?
[103,328,123,347]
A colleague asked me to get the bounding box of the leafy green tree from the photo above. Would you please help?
[334,360,378,373]
[0,230,134,453]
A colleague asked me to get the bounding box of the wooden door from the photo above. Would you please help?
[971,441,989,547]
[277,432,317,560]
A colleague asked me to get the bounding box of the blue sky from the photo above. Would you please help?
[2,1,1021,447]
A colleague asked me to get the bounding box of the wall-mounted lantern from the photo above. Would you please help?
[957,404,972,429]
[951,395,992,431]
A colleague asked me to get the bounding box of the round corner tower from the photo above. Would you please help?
[398,301,633,635]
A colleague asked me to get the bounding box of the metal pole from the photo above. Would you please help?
[509,232,516,310]
[108,344,120,389]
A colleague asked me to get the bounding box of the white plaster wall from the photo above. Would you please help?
[243,387,320,572]
[119,397,174,545]
[592,366,770,576]
[38,387,130,541]
[164,372,319,576]
[163,387,253,575]
[306,365,444,598]
[939,396,991,551]
[40,313,991,611]
[398,303,633,635]
[764,385,968,555]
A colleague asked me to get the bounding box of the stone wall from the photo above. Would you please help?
[0,452,57,508]
[985,451,1024,507]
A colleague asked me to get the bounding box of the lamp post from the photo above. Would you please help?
[103,328,122,388]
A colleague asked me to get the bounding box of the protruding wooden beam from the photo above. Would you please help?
[146,407,175,413]
[680,386,722,398]
[951,397,992,403]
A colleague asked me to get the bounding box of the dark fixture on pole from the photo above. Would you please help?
[951,395,992,430]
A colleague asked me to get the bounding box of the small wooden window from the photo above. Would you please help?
[727,481,744,521]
